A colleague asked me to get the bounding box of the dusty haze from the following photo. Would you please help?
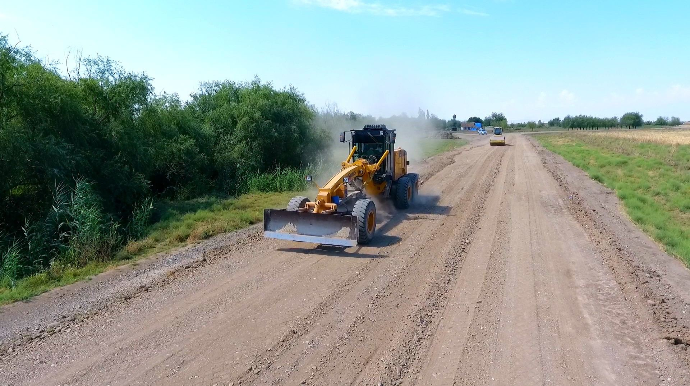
[308,103,444,186]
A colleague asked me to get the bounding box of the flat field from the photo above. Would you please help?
[536,129,690,264]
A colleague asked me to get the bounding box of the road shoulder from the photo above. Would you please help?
[527,134,690,369]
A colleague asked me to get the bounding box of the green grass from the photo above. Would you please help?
[0,191,303,305]
[0,262,110,305]
[421,138,468,158]
[117,192,302,259]
[536,133,690,265]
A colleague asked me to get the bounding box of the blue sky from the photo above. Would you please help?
[1,0,689,122]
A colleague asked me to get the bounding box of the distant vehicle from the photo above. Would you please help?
[478,128,487,135]
[490,127,506,146]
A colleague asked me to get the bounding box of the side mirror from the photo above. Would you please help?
[339,132,346,143]
[406,161,410,165]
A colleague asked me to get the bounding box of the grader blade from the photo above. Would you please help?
[263,209,358,247]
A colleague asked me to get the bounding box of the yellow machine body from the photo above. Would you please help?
[490,136,506,146]
[490,127,506,146]
[264,124,419,247]
[307,147,390,214]
[394,148,408,180]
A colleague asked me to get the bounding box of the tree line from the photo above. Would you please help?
[430,111,683,132]
[510,112,683,131]
[0,36,331,283]
[429,112,509,131]
[649,116,683,126]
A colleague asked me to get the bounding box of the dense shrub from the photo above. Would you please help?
[0,36,329,281]
[246,168,311,193]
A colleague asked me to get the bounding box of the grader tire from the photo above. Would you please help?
[407,173,419,201]
[353,199,376,244]
[287,196,309,211]
[394,176,412,209]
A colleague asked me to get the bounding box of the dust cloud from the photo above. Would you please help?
[307,103,445,188]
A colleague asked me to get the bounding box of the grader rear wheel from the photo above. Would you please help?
[407,173,419,200]
[394,176,412,209]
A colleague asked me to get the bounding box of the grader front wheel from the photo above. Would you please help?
[287,196,309,211]
[354,199,376,244]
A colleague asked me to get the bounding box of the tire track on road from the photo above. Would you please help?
[451,156,514,386]
[232,145,498,385]
[352,146,506,386]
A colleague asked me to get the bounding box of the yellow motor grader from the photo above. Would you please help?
[263,124,419,247]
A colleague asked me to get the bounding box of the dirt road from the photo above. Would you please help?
[3,134,690,385]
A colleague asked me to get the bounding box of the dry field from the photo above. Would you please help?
[592,128,690,145]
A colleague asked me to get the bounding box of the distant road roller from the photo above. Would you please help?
[263,124,418,247]
[490,127,506,146]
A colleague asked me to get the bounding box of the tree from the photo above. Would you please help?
[467,116,483,124]
[527,121,537,131]
[655,116,669,126]
[548,117,562,127]
[670,116,682,126]
[428,114,447,131]
[484,112,506,127]
[449,114,458,131]
[493,119,507,129]
[607,117,619,128]
[418,108,426,120]
[621,112,643,129]
[490,112,506,122]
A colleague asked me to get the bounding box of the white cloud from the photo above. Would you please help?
[459,8,489,17]
[668,84,690,101]
[294,0,451,16]
[559,89,575,104]
[605,85,690,106]
[297,0,362,11]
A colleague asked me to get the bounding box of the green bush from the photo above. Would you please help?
[62,180,121,266]
[127,197,154,240]
[246,168,310,193]
[0,242,21,288]
[0,35,331,283]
